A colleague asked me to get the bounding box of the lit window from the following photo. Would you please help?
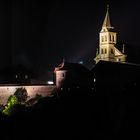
[117,58,121,62]
[25,75,28,79]
[47,81,54,85]
[16,75,18,79]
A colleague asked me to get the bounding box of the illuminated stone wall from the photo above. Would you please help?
[55,70,67,88]
[0,85,56,105]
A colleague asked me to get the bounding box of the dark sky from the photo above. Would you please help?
[1,0,140,80]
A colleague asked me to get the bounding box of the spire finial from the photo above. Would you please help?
[102,4,113,29]
[107,4,109,11]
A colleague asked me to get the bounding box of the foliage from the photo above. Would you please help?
[2,88,29,116]
[2,95,19,116]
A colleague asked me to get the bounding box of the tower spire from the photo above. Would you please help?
[94,5,127,63]
[107,4,109,10]
[102,4,113,29]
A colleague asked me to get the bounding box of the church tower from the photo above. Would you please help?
[94,5,126,63]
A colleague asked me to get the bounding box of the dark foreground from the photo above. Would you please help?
[0,85,138,140]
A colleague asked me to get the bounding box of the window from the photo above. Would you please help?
[101,36,104,42]
[25,75,28,79]
[101,49,103,54]
[113,35,115,42]
[117,58,121,62]
[105,35,107,41]
[110,35,112,41]
[111,49,114,54]
[16,75,18,79]
[62,73,65,77]
[105,49,107,54]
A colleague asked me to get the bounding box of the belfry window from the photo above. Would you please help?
[113,35,115,42]
[105,36,107,41]
[101,36,104,42]
[110,35,112,41]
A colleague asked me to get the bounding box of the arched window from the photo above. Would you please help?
[110,35,112,41]
[112,35,115,42]
[105,48,107,54]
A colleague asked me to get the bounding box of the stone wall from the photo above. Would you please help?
[0,85,56,105]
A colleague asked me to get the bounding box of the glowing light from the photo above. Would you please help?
[25,75,28,79]
[47,81,54,85]
[79,61,83,64]
[16,75,18,79]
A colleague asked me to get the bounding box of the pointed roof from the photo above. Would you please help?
[102,5,113,29]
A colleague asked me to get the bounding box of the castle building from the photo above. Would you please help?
[94,5,127,63]
[54,60,91,89]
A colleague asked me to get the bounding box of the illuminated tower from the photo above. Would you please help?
[94,5,126,63]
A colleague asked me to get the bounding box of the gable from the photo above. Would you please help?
[114,47,123,56]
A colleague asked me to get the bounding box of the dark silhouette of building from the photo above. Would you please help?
[0,64,32,84]
[91,60,140,95]
[54,60,91,89]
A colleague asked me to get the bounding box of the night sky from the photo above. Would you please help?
[1,0,140,80]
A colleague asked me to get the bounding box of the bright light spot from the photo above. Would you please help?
[47,81,54,85]
[79,61,83,64]
[16,75,18,79]
[25,75,28,79]
[94,78,96,82]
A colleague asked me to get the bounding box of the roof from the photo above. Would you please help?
[102,5,114,31]
[54,61,89,73]
[91,60,140,74]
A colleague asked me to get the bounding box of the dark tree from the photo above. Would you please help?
[14,88,28,103]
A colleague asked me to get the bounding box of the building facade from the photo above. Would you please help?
[54,61,91,89]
